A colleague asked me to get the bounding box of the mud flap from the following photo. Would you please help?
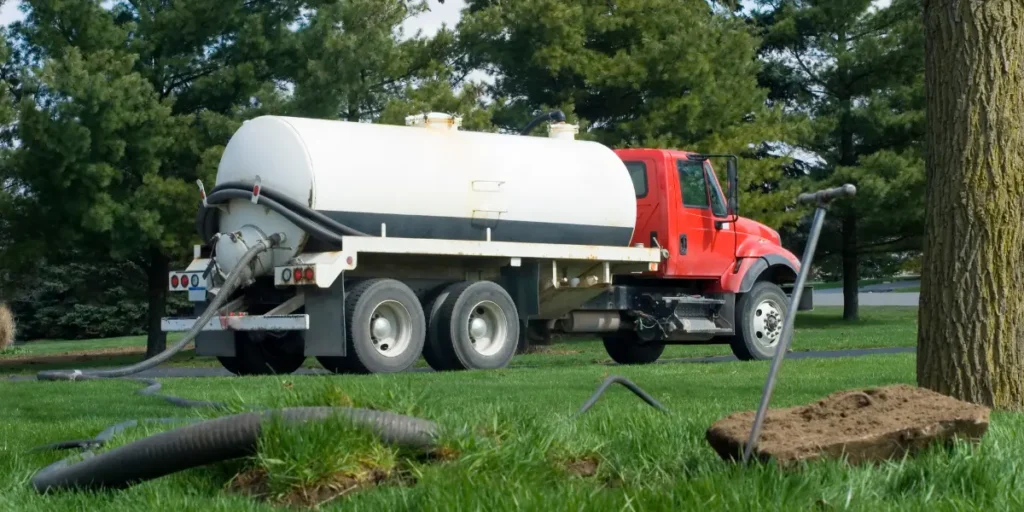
[192,301,236,357]
[303,275,347,357]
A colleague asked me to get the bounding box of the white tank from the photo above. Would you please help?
[212,114,638,273]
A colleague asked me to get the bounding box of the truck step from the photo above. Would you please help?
[661,296,726,306]
[675,317,732,335]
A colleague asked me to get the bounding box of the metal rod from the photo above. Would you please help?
[742,206,828,463]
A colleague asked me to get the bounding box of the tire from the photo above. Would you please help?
[217,331,306,376]
[730,281,788,361]
[421,288,452,370]
[601,332,665,365]
[318,279,426,374]
[425,280,520,372]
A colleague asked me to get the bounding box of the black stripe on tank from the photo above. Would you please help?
[317,210,635,247]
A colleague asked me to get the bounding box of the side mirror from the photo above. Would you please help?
[727,157,739,218]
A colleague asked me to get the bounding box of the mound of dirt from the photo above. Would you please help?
[706,384,990,466]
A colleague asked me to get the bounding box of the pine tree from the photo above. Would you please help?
[753,0,926,320]
[458,0,805,229]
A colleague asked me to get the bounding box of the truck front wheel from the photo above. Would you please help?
[730,281,788,361]
[602,332,665,365]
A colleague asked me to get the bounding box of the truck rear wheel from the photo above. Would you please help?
[601,332,665,365]
[318,278,426,374]
[424,280,520,372]
[217,331,306,376]
[730,281,788,361]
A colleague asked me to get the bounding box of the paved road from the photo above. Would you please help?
[815,280,920,294]
[812,279,920,307]
[117,346,915,379]
[814,291,919,307]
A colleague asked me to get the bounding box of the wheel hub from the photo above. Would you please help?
[752,299,784,347]
[466,301,508,357]
[469,317,488,339]
[371,316,393,340]
[368,300,413,357]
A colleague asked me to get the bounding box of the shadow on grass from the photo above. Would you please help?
[0,350,210,375]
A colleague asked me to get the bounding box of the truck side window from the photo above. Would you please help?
[705,163,728,217]
[624,161,648,198]
[677,160,709,209]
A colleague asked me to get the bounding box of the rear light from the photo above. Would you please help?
[281,268,292,282]
[190,274,199,288]
[293,268,303,282]
[171,275,180,288]
[304,267,315,281]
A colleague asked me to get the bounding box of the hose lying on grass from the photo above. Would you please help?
[31,407,439,493]
[26,373,663,492]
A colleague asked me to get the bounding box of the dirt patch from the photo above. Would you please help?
[706,384,990,466]
[228,466,414,508]
[0,346,152,367]
[523,345,582,356]
[563,456,600,477]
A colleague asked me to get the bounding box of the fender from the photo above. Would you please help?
[711,254,799,294]
[736,254,798,293]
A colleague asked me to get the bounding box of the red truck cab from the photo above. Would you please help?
[616,148,801,287]
[547,148,811,363]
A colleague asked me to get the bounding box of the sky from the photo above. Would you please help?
[0,0,468,32]
[1,0,893,38]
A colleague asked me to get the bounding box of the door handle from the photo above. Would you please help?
[679,234,687,255]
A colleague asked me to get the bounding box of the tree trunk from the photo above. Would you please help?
[918,0,1024,408]
[837,68,859,322]
[146,247,170,358]
[841,214,859,321]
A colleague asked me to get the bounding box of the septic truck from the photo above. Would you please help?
[161,112,812,376]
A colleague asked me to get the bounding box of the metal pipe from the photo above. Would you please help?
[742,184,856,463]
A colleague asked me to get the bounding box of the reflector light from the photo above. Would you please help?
[171,275,180,288]
[304,267,315,281]
[293,268,303,282]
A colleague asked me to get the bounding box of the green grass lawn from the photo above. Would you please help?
[2,307,918,375]
[3,353,1020,511]
[3,305,1018,511]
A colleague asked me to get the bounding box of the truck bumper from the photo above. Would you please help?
[160,314,310,332]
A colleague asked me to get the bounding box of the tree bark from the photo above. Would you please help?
[146,246,170,358]
[918,0,1024,408]
[841,214,859,321]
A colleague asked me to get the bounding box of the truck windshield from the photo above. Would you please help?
[705,163,728,217]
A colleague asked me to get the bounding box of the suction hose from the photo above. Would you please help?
[520,110,567,135]
[37,233,282,382]
[31,407,438,492]
[196,182,370,248]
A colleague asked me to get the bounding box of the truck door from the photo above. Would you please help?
[665,158,737,278]
[623,158,667,253]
